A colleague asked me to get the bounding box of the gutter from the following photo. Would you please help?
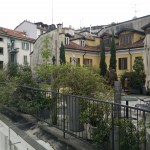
[83,51,86,65]
[129,48,132,72]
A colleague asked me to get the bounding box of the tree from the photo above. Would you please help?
[133,57,144,73]
[109,33,116,71]
[100,41,107,76]
[40,35,51,64]
[60,42,66,64]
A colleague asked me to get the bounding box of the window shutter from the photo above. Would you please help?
[119,58,121,70]
[124,58,127,69]
[70,57,72,63]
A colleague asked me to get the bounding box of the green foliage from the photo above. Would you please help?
[93,119,110,148]
[100,41,107,77]
[93,118,147,149]
[53,64,113,98]
[40,35,51,64]
[0,64,37,108]
[109,33,116,71]
[60,42,66,64]
[121,57,145,90]
[7,63,19,77]
[0,70,7,82]
[133,57,144,73]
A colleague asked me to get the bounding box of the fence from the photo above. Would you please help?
[7,86,150,150]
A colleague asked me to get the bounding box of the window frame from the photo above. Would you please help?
[23,55,28,64]
[22,42,30,50]
[118,57,127,70]
[65,37,69,45]
[83,58,93,66]
[0,37,3,42]
[0,47,3,55]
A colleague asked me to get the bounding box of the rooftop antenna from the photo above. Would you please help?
[133,4,138,19]
[52,0,53,24]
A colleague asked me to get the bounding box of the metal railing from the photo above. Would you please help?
[10,86,150,150]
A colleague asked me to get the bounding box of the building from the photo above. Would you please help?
[31,24,101,71]
[14,20,55,39]
[101,28,145,78]
[142,23,150,88]
[0,27,34,69]
[32,15,150,84]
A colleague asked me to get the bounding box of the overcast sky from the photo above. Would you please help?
[0,0,150,30]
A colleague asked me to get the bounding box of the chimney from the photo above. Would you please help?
[57,23,62,33]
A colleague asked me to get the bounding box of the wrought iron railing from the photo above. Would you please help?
[8,86,150,150]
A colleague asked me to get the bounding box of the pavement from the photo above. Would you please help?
[121,93,150,107]
[1,107,96,150]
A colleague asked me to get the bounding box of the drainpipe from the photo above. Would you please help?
[83,51,86,66]
[129,49,132,72]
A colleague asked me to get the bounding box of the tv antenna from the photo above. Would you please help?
[52,0,53,24]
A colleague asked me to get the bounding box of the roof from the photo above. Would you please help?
[65,41,100,52]
[141,23,150,30]
[0,27,35,42]
[104,40,144,52]
[14,20,35,30]
[98,15,150,33]
[115,28,145,36]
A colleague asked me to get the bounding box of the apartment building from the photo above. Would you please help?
[15,20,56,39]
[0,27,34,69]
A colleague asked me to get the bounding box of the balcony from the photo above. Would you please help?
[7,43,19,53]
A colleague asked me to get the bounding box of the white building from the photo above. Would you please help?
[0,27,34,69]
[15,20,54,39]
[142,23,150,89]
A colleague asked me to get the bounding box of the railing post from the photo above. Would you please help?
[114,81,121,118]
[111,104,114,150]
[63,94,66,138]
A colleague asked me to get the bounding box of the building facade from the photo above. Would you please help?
[15,20,54,39]
[0,27,34,69]
[31,15,150,85]
[142,23,150,88]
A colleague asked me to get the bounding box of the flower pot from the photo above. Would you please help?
[67,96,84,132]
[86,123,97,140]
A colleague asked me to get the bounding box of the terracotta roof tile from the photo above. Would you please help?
[65,42,100,52]
[0,27,35,42]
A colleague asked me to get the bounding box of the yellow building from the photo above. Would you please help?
[64,28,145,80]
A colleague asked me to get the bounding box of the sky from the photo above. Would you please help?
[0,0,150,30]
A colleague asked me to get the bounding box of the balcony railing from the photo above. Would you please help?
[7,43,19,53]
[3,86,150,150]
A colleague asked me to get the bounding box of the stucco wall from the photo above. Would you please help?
[15,21,37,39]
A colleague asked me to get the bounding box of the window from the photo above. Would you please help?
[135,56,142,60]
[120,34,132,46]
[10,54,16,63]
[65,37,69,45]
[83,58,92,66]
[0,47,3,54]
[24,55,27,64]
[22,42,29,50]
[80,40,85,46]
[0,61,3,69]
[0,37,3,42]
[103,38,111,47]
[118,58,127,70]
